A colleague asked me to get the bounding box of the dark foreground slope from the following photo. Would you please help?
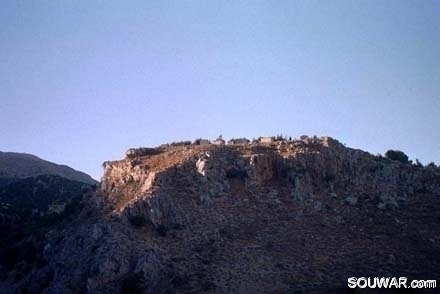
[1,137,439,293]
[0,175,96,289]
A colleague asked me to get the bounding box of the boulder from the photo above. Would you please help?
[344,195,358,206]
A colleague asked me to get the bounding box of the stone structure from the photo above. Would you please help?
[227,138,250,145]
[213,139,225,145]
[213,135,225,145]
[260,136,274,143]
[193,138,211,145]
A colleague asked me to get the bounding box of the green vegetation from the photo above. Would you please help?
[0,174,94,275]
[170,141,191,146]
[0,174,92,212]
[385,150,409,164]
[427,162,437,168]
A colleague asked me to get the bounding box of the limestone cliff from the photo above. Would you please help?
[2,136,440,293]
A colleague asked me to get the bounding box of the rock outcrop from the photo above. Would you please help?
[2,136,440,293]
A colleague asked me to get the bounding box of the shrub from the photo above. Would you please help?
[226,167,248,180]
[128,215,147,227]
[170,141,191,146]
[385,150,409,164]
[155,225,167,236]
[0,246,21,270]
[427,162,437,169]
[122,271,145,294]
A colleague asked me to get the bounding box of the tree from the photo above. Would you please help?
[427,162,437,169]
[385,150,409,164]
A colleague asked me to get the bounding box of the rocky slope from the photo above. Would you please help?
[2,136,440,293]
[0,151,97,185]
[0,153,97,293]
[0,175,96,294]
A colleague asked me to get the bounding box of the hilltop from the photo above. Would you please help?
[1,136,440,293]
[0,151,97,185]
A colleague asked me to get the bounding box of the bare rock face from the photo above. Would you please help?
[122,191,184,233]
[3,137,440,293]
[34,220,170,294]
[249,153,276,184]
[196,152,230,204]
[95,138,440,292]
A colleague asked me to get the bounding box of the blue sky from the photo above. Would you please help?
[1,1,439,180]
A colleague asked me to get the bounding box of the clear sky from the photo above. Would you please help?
[1,1,439,180]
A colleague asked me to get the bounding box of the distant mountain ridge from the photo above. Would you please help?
[0,151,97,185]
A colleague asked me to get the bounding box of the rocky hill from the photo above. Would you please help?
[1,136,440,293]
[0,151,97,185]
[0,153,97,293]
